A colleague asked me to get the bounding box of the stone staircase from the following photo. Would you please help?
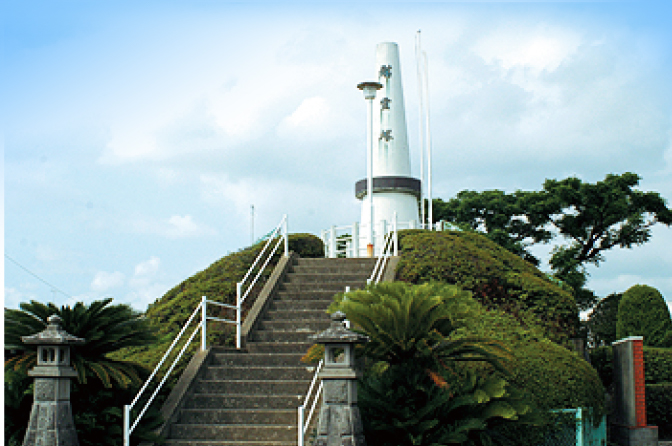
[161,257,377,446]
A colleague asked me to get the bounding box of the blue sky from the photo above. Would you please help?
[3,1,672,315]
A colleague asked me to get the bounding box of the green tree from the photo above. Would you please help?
[616,284,672,347]
[585,293,623,347]
[431,190,552,266]
[544,173,672,302]
[432,173,672,310]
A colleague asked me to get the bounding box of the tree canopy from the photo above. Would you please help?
[616,284,672,347]
[431,172,672,310]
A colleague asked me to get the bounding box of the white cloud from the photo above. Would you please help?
[277,96,330,138]
[90,271,125,292]
[134,256,160,278]
[129,215,217,239]
[473,23,582,73]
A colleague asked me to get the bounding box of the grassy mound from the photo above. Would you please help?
[395,230,578,341]
[112,233,323,373]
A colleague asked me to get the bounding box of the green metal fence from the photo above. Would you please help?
[543,408,607,446]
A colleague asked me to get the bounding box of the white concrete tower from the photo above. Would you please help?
[356,42,421,253]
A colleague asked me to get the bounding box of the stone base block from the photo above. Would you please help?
[610,424,658,446]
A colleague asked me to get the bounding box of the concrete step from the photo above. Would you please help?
[210,353,305,367]
[261,309,328,320]
[204,366,314,381]
[270,299,334,311]
[275,290,342,301]
[194,380,307,396]
[170,424,297,441]
[245,342,312,354]
[178,409,296,425]
[164,440,296,446]
[295,258,377,268]
[291,267,372,276]
[286,273,370,284]
[185,394,304,410]
[280,282,366,293]
[256,319,330,332]
[251,330,321,344]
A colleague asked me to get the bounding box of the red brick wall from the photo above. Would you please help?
[632,339,647,427]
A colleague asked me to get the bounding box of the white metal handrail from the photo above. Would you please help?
[123,296,236,446]
[368,213,398,284]
[322,217,412,258]
[236,214,289,348]
[298,359,324,446]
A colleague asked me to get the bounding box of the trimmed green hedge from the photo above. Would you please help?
[617,284,672,347]
[112,233,323,372]
[589,346,672,388]
[449,297,604,445]
[454,307,604,416]
[395,230,578,341]
[646,384,672,438]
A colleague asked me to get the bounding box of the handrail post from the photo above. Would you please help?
[236,282,242,349]
[123,404,130,446]
[329,226,336,258]
[394,212,398,257]
[283,214,289,257]
[201,296,207,351]
[298,406,305,446]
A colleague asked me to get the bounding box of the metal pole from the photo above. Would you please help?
[393,212,398,256]
[236,283,242,349]
[367,94,374,256]
[201,296,207,351]
[250,205,254,245]
[352,222,359,258]
[298,406,305,446]
[330,226,337,258]
[123,405,130,446]
[416,31,425,229]
[423,51,433,230]
[283,214,289,257]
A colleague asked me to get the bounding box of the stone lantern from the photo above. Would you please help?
[21,314,85,446]
[309,311,369,446]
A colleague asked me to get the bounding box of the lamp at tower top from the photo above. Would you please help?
[357,81,383,100]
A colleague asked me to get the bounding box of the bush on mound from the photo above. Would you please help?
[395,230,578,342]
[112,233,323,373]
[616,284,672,348]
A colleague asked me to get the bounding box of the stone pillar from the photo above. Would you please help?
[21,315,85,446]
[611,336,658,446]
[309,311,369,446]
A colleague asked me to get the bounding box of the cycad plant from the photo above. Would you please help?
[329,282,510,375]
[5,298,162,446]
[5,298,156,388]
[327,282,533,446]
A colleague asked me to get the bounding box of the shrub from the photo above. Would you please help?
[454,308,605,416]
[322,282,603,446]
[586,293,622,347]
[394,230,578,341]
[616,284,672,347]
[646,384,672,438]
[327,283,533,446]
[117,233,324,372]
[642,347,672,384]
[589,345,672,388]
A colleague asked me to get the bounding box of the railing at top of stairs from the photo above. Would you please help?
[298,220,398,446]
[123,214,289,446]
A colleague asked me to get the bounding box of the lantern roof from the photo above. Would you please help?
[22,315,85,345]
[309,311,369,345]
